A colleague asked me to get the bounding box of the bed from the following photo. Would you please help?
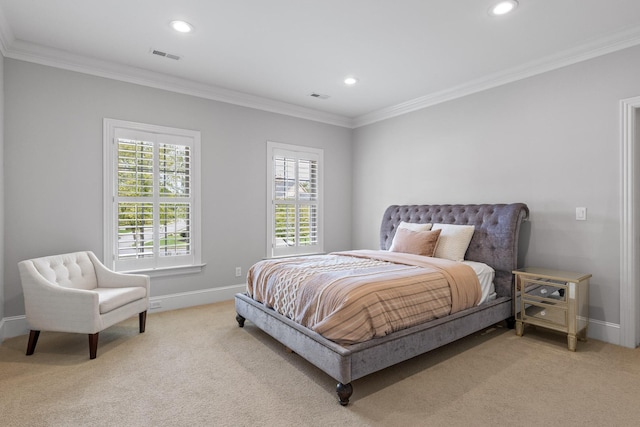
[235,203,529,405]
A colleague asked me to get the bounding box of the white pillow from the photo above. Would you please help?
[431,223,475,261]
[397,221,432,232]
[389,222,433,252]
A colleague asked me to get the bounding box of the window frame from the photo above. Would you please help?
[266,141,324,258]
[103,118,203,275]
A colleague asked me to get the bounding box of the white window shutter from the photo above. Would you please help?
[267,141,323,258]
[104,119,201,273]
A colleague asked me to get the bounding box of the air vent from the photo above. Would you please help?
[309,93,330,100]
[150,49,181,60]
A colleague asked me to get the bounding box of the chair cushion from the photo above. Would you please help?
[32,252,98,290]
[95,287,147,314]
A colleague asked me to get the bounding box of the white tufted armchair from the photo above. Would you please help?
[18,251,150,359]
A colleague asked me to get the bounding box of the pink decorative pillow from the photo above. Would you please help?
[389,228,442,257]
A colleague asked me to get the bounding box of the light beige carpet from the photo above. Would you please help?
[1,300,639,426]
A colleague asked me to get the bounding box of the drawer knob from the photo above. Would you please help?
[540,310,546,316]
[540,288,548,294]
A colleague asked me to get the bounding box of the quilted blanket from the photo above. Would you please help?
[247,249,481,345]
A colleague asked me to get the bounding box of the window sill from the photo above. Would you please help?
[121,263,206,278]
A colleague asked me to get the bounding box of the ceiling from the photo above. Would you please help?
[1,0,640,128]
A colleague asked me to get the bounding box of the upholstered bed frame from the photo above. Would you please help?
[235,203,529,405]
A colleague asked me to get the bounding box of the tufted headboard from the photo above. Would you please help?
[380,203,529,298]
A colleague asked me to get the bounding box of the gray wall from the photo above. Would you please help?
[353,44,640,326]
[4,44,640,334]
[3,59,353,317]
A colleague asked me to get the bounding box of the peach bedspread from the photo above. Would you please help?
[247,250,481,345]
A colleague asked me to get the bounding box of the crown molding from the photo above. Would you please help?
[2,7,640,131]
[0,38,355,128]
[353,25,640,128]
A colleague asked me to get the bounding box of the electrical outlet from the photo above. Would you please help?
[235,267,242,277]
[149,300,162,309]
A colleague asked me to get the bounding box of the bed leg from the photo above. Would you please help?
[236,314,245,327]
[505,316,516,329]
[336,382,353,406]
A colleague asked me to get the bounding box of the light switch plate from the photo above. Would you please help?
[576,207,587,221]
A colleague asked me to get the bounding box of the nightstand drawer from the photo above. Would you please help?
[522,300,567,328]
[520,280,567,304]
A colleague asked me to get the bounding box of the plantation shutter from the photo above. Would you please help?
[113,128,195,271]
[270,145,322,257]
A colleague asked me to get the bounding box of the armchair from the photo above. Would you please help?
[18,251,150,359]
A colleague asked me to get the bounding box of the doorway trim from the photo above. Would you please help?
[620,95,640,348]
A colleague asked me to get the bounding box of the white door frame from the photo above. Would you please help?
[620,95,640,348]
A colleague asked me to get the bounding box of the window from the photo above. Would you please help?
[104,119,201,273]
[267,141,323,257]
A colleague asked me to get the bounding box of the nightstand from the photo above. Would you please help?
[513,267,591,351]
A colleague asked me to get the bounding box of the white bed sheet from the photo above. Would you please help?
[461,260,496,305]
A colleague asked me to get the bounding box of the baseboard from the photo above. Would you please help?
[0,283,247,341]
[146,284,246,313]
[1,314,30,341]
[587,317,622,346]
[1,289,623,346]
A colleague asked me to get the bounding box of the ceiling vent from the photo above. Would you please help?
[309,92,330,100]
[150,49,181,61]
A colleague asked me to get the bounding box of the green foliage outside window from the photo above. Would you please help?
[117,139,191,257]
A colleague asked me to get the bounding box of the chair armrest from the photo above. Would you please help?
[88,251,150,292]
[18,261,101,332]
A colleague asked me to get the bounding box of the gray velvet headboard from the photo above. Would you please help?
[380,203,529,298]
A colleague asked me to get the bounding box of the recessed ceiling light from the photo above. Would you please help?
[170,20,194,33]
[489,0,518,16]
[344,77,359,86]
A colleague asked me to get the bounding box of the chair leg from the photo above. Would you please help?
[26,330,40,356]
[88,333,99,359]
[139,311,147,333]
